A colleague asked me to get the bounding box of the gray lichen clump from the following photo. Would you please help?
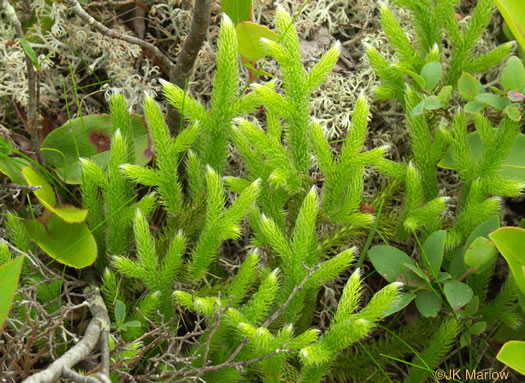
[0,0,504,145]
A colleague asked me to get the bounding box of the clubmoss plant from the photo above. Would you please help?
[80,94,157,270]
[443,112,521,247]
[366,0,523,245]
[228,5,385,262]
[158,14,261,180]
[174,251,401,383]
[368,0,513,103]
[405,318,460,383]
[105,9,401,382]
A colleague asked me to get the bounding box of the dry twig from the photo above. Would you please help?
[262,263,321,328]
[0,183,42,191]
[167,0,213,134]
[22,285,111,383]
[164,264,321,381]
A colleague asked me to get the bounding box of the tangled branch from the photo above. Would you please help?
[158,263,321,382]
[22,285,111,383]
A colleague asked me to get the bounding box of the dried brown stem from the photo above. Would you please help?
[169,0,213,88]
[262,263,321,328]
[172,345,293,383]
[22,285,111,383]
[99,329,110,377]
[193,298,234,380]
[166,0,213,134]
[168,265,320,381]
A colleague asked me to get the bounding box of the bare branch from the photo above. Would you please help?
[65,0,212,136]
[62,367,105,383]
[166,0,212,134]
[172,345,293,383]
[169,0,213,88]
[0,183,42,191]
[262,263,321,328]
[99,329,110,378]
[167,266,321,381]
[194,298,234,381]
[22,285,111,383]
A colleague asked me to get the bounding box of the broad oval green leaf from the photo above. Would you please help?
[438,85,453,103]
[22,166,56,209]
[464,100,485,114]
[115,299,126,323]
[458,72,482,101]
[449,247,468,279]
[489,227,525,299]
[52,205,90,223]
[236,22,279,62]
[0,155,30,185]
[475,92,505,110]
[465,216,500,248]
[449,217,500,278]
[469,321,487,335]
[0,255,24,329]
[420,62,442,91]
[444,280,473,310]
[464,236,498,273]
[368,245,414,283]
[465,295,479,316]
[415,290,442,318]
[439,131,525,182]
[22,166,88,223]
[24,214,97,268]
[502,56,525,91]
[404,268,429,288]
[496,340,525,375]
[422,230,446,275]
[505,105,521,122]
[0,139,30,184]
[423,95,445,111]
[41,114,153,184]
